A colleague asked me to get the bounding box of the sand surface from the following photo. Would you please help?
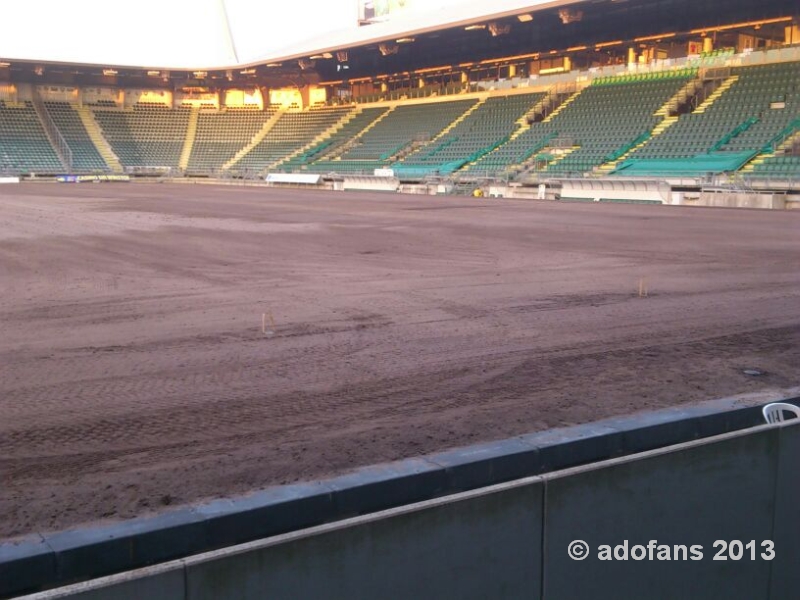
[1,183,798,539]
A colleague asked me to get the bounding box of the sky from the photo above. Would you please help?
[0,0,546,69]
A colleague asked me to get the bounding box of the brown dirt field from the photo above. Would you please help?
[1,182,799,540]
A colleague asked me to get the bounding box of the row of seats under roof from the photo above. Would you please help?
[2,61,799,177]
[632,61,800,160]
[187,107,279,173]
[335,100,477,163]
[92,104,191,168]
[467,74,695,175]
[400,93,546,171]
[280,107,390,171]
[233,107,353,172]
[0,101,63,172]
[544,75,695,174]
[44,102,107,172]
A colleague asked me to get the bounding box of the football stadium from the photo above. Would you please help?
[1,0,799,598]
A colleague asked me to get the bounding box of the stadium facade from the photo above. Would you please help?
[0,0,798,205]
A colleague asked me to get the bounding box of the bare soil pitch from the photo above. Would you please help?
[1,183,798,540]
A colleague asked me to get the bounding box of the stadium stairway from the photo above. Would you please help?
[654,77,702,118]
[43,102,111,173]
[30,93,70,171]
[427,97,488,144]
[694,75,739,114]
[178,106,200,171]
[521,89,561,124]
[596,116,679,173]
[232,107,353,172]
[525,145,580,174]
[272,107,361,170]
[541,89,583,123]
[321,106,397,161]
[741,128,800,175]
[75,106,123,173]
[461,88,560,173]
[398,92,547,177]
[304,99,477,176]
[222,108,285,171]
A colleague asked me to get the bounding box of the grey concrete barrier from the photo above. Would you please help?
[15,421,800,600]
[3,387,798,597]
[185,480,544,600]
[542,425,782,599]
[0,536,54,597]
[770,423,800,597]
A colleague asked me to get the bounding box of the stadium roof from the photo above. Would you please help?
[0,0,579,70]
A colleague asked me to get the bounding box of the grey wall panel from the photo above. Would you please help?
[425,438,540,492]
[192,481,335,551]
[44,508,204,587]
[325,458,448,518]
[186,481,544,600]
[0,535,55,598]
[769,422,800,600]
[519,422,625,472]
[542,428,780,600]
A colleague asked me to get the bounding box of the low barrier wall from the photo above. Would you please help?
[342,176,400,192]
[265,174,322,186]
[559,178,671,204]
[19,418,800,600]
[4,387,798,598]
[697,191,787,209]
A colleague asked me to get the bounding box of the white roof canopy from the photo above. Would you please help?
[0,0,579,70]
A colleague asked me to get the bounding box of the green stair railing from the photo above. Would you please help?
[604,131,652,162]
[710,116,759,152]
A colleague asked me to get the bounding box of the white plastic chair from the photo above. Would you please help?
[762,402,800,424]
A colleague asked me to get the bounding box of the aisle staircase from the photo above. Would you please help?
[596,116,679,173]
[75,105,124,173]
[273,108,362,169]
[740,129,800,174]
[222,108,284,171]
[542,89,583,123]
[694,75,739,114]
[178,106,200,170]
[427,97,487,144]
[325,106,397,161]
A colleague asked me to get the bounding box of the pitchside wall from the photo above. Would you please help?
[11,391,800,600]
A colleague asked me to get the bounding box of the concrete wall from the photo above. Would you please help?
[559,178,671,204]
[19,418,800,600]
[5,388,798,598]
[698,192,786,210]
[342,176,400,192]
[544,424,796,599]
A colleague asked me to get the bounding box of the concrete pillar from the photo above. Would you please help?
[298,86,310,109]
[786,25,800,45]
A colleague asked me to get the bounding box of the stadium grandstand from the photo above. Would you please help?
[0,0,797,204]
